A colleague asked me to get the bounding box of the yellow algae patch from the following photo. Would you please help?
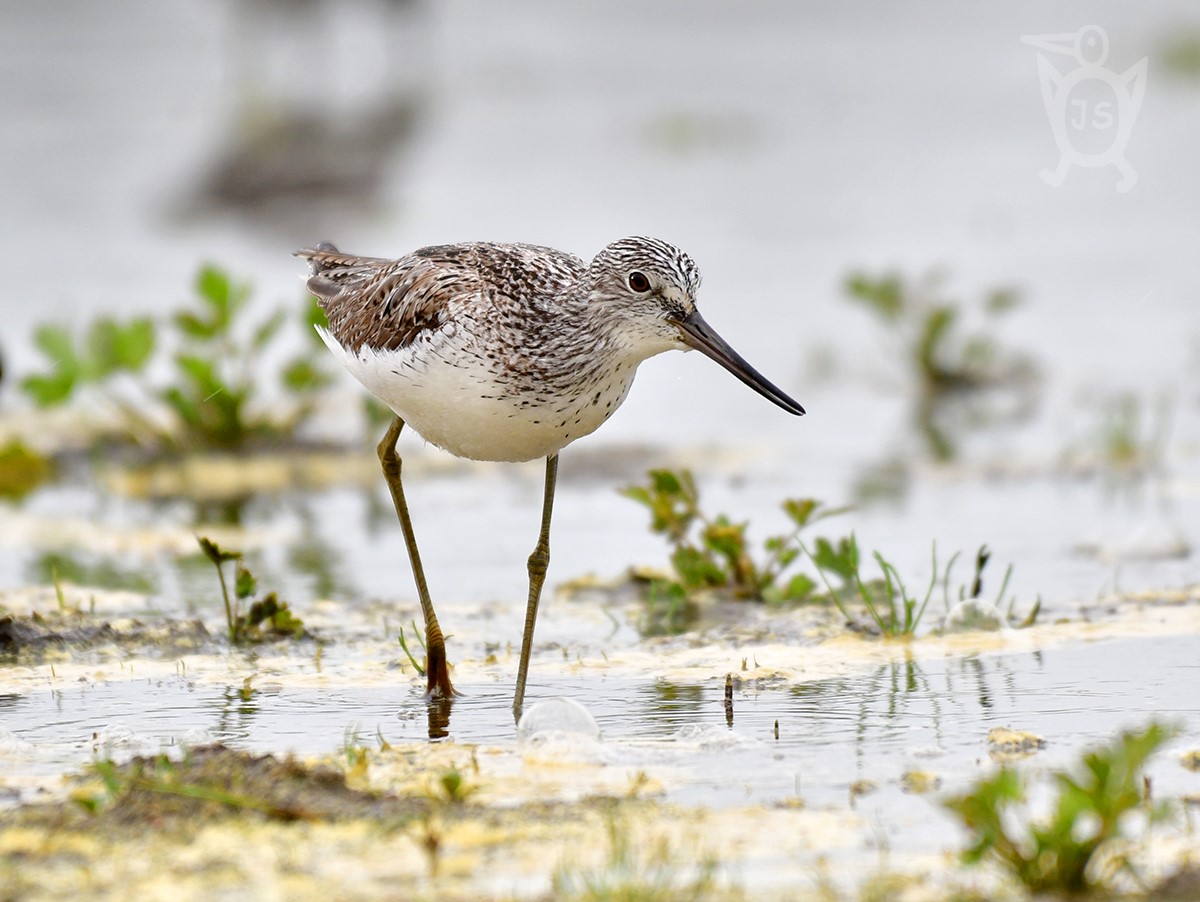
[899,771,942,794]
[987,727,1047,761]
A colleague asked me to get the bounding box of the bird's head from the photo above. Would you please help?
[585,236,805,416]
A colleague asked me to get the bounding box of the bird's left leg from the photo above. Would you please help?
[513,454,558,719]
[377,415,457,699]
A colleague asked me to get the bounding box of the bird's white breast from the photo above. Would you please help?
[318,326,636,462]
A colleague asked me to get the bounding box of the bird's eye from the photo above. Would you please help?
[628,271,651,293]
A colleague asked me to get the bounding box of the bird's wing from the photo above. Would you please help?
[295,245,469,354]
[294,242,587,354]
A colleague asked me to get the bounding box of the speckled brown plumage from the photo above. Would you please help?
[302,241,585,357]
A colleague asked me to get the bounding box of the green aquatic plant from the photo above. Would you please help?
[944,722,1174,895]
[434,767,477,804]
[397,619,427,676]
[1089,391,1170,476]
[844,269,1032,396]
[621,468,851,606]
[20,264,332,451]
[21,315,156,408]
[811,541,1038,638]
[624,469,1035,639]
[198,536,305,643]
[638,579,701,638]
[805,536,936,637]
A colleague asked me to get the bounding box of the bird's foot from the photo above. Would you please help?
[424,642,459,700]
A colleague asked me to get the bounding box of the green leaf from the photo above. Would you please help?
[251,309,287,351]
[176,353,218,389]
[917,305,958,383]
[845,272,905,320]
[780,572,817,600]
[173,311,218,340]
[162,386,200,428]
[650,469,684,497]
[83,318,154,378]
[782,498,818,528]
[196,265,232,312]
[245,594,279,627]
[701,520,747,562]
[671,545,725,589]
[235,563,257,600]
[84,319,119,378]
[32,324,79,369]
[197,536,241,565]
[21,372,77,407]
[261,594,305,637]
[775,546,799,569]
[114,318,156,371]
[813,536,858,582]
[194,264,250,334]
[280,358,330,394]
[24,324,82,405]
[970,545,990,599]
[640,578,698,637]
[618,486,653,509]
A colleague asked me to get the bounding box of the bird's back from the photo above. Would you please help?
[297,241,634,462]
[300,242,586,355]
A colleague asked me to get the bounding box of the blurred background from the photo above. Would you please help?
[1,0,1199,607]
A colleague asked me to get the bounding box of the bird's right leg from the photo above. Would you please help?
[377,415,456,699]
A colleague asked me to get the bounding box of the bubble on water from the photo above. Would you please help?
[91,723,160,761]
[93,723,143,748]
[517,697,601,741]
[181,728,214,747]
[942,599,1007,633]
[517,697,603,761]
[910,745,947,759]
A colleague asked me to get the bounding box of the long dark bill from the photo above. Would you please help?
[673,310,806,416]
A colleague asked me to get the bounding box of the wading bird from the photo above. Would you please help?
[297,236,804,715]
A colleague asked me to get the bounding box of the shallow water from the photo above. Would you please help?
[5,627,1200,865]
